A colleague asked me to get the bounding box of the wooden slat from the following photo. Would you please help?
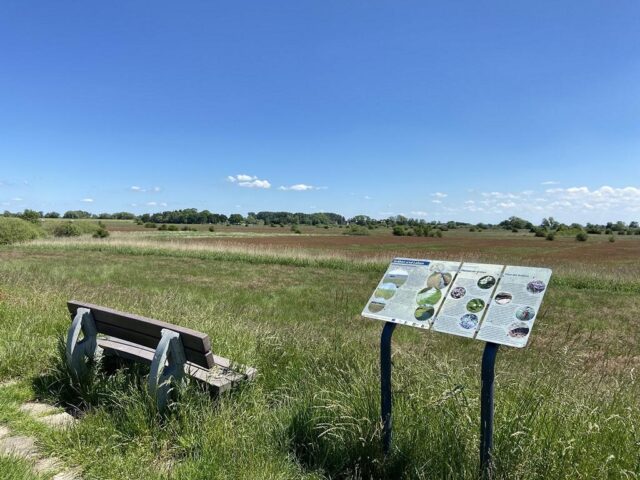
[97,337,256,393]
[68,301,214,369]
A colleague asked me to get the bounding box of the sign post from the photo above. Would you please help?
[480,342,500,479]
[380,321,397,455]
[363,258,551,476]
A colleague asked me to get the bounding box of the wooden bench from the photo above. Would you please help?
[65,300,256,409]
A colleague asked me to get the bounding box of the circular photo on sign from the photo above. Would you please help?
[368,298,387,313]
[515,306,536,321]
[375,282,397,300]
[430,263,446,273]
[494,292,512,305]
[384,268,409,288]
[508,322,530,338]
[450,286,466,299]
[427,271,452,290]
[477,275,496,290]
[416,287,442,306]
[527,280,546,294]
[459,313,479,330]
[466,298,486,313]
[414,305,435,321]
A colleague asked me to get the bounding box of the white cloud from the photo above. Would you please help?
[146,201,157,206]
[131,186,144,192]
[279,184,318,191]
[431,192,448,198]
[364,195,372,200]
[152,186,161,192]
[81,198,94,203]
[410,211,428,217]
[541,180,559,185]
[160,202,168,207]
[227,174,271,189]
[432,200,442,204]
[11,197,22,201]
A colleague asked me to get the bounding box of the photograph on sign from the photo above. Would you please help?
[431,263,504,338]
[475,266,552,347]
[361,258,461,329]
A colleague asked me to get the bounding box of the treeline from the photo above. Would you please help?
[498,216,640,236]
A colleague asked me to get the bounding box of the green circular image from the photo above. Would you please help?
[414,305,435,321]
[466,298,486,313]
[375,282,397,300]
[416,287,442,306]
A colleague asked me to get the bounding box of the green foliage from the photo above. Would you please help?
[52,221,82,237]
[576,231,588,242]
[20,209,42,224]
[63,210,92,219]
[144,222,157,228]
[93,226,110,238]
[167,225,179,231]
[158,224,168,231]
[534,228,547,238]
[392,225,407,236]
[343,225,369,236]
[546,231,555,241]
[228,213,245,225]
[609,235,616,243]
[0,217,43,244]
[208,225,215,232]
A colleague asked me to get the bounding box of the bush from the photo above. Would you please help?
[546,232,555,241]
[144,223,157,229]
[0,217,43,244]
[392,226,406,236]
[534,229,546,238]
[93,227,110,238]
[52,222,82,238]
[208,226,215,232]
[158,224,168,231]
[343,225,369,236]
[511,228,519,233]
[609,235,616,242]
[167,225,178,231]
[576,231,588,242]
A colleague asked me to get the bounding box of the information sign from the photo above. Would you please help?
[362,257,552,348]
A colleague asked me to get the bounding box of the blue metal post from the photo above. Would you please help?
[380,321,397,455]
[480,342,500,479]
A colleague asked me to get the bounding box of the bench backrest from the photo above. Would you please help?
[67,300,215,369]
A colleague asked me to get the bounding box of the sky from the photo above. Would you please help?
[1,1,639,224]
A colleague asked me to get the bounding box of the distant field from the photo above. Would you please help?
[0,226,638,478]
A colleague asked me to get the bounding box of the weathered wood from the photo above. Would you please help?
[97,337,256,393]
[67,301,214,369]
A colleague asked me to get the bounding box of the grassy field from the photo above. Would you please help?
[0,228,639,479]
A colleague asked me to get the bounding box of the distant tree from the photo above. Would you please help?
[228,213,245,225]
[44,211,60,218]
[20,209,41,224]
[541,217,560,230]
[629,221,639,229]
[63,210,91,219]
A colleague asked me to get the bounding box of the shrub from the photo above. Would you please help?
[392,226,406,236]
[158,224,168,231]
[0,217,43,244]
[433,229,443,238]
[92,227,110,238]
[323,225,329,229]
[167,225,178,231]
[576,231,588,242]
[469,227,476,232]
[546,232,555,241]
[208,226,215,232]
[343,225,369,236]
[52,222,82,238]
[144,223,157,229]
[511,228,519,233]
[534,229,546,238]
[609,235,616,243]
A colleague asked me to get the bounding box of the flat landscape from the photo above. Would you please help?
[0,222,638,479]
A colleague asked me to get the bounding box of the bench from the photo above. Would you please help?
[65,300,256,409]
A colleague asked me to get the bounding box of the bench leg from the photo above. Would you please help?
[148,328,186,411]
[66,308,101,378]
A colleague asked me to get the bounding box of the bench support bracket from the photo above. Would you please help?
[66,307,101,378]
[149,328,186,411]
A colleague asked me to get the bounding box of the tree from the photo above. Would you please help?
[20,209,41,224]
[541,217,560,230]
[44,211,60,218]
[228,213,245,225]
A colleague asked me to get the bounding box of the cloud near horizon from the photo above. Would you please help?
[278,184,325,191]
[227,174,271,189]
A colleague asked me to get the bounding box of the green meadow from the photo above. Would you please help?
[0,236,639,479]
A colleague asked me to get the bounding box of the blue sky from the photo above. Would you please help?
[1,1,639,223]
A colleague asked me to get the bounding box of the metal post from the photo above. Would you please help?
[480,342,500,479]
[380,321,397,455]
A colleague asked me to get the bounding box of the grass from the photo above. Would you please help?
[0,233,639,479]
